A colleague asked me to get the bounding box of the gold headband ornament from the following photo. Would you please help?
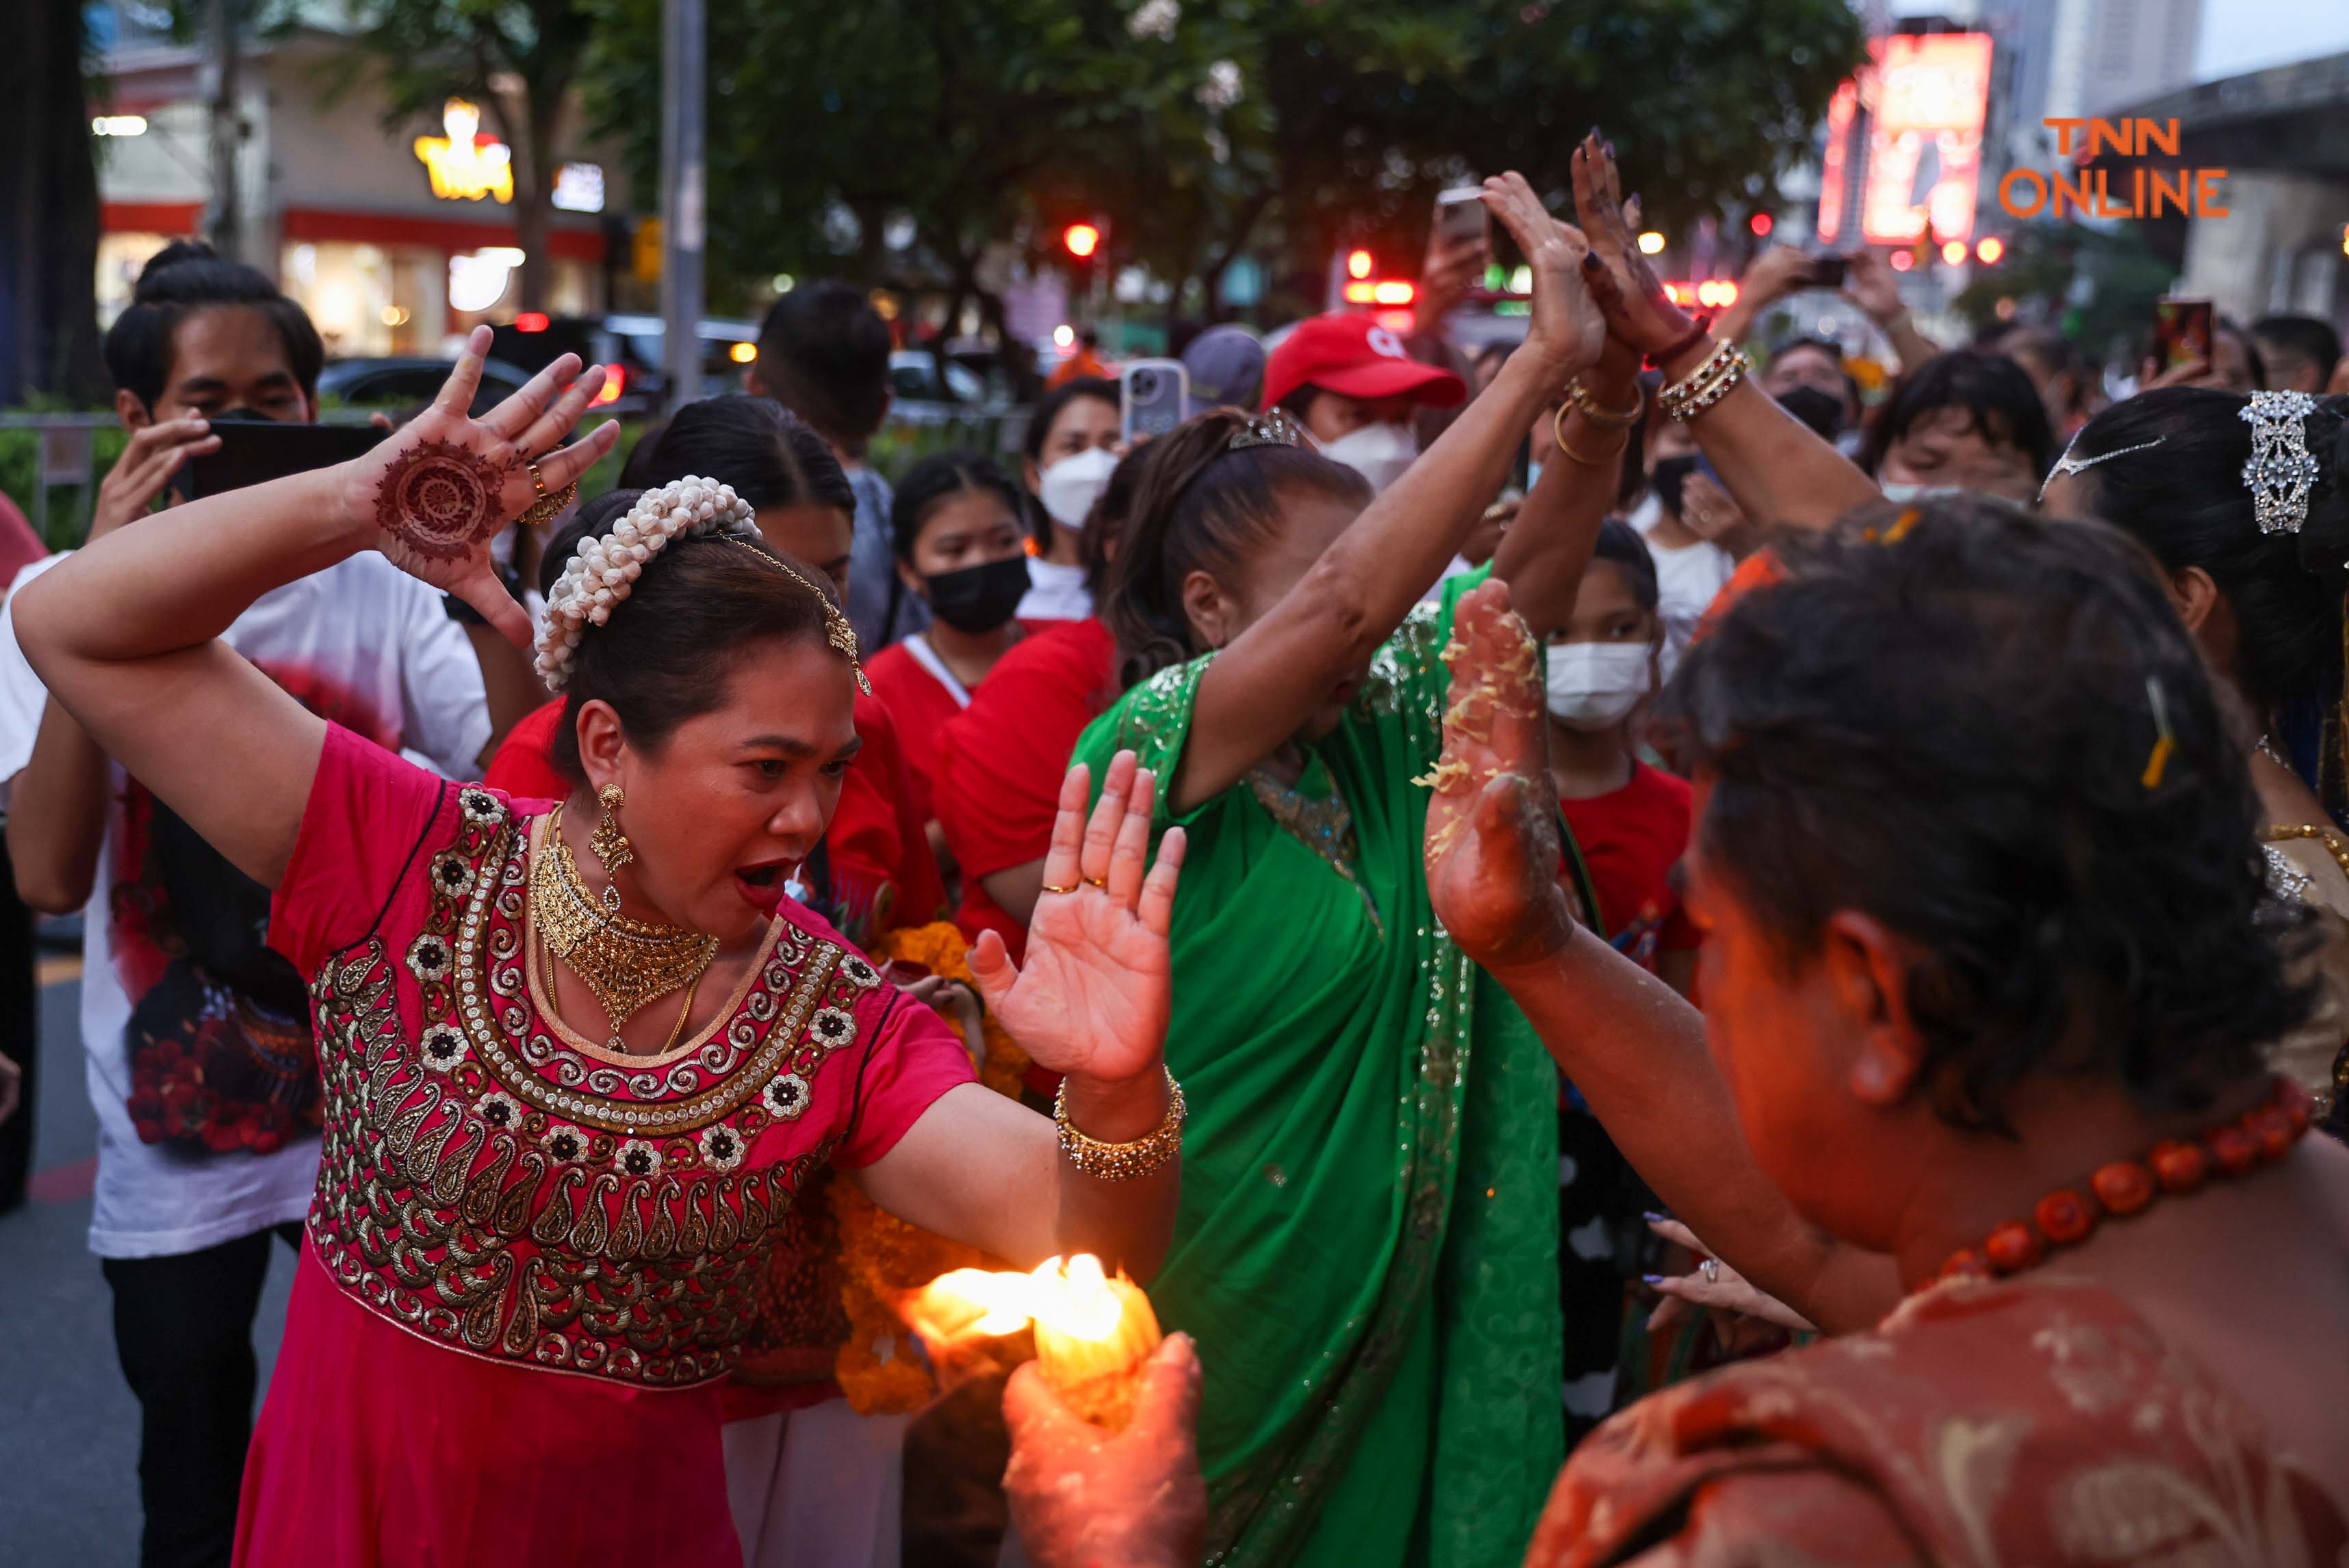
[534,475,869,694]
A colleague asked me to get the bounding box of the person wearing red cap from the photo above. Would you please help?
[1261,313,1467,493]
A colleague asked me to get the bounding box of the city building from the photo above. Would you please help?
[87,11,628,357]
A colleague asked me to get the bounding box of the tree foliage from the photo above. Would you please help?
[307,0,597,311]
[576,0,1864,324]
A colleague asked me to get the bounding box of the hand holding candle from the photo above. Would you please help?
[906,1253,1164,1430]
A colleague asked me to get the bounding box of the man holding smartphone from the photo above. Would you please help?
[0,242,493,1568]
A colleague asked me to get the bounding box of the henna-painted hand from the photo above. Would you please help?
[1423,579,1581,971]
[337,324,620,646]
[1569,131,1699,361]
[1480,172,1606,383]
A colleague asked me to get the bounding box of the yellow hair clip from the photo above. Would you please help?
[2141,676,2176,791]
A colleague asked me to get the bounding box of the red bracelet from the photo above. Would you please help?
[1645,314,1714,370]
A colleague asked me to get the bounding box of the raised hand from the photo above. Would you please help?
[1002,1333,1209,1568]
[1643,1216,1817,1341]
[1569,131,1700,361]
[969,751,1185,1088]
[1480,171,1606,382]
[336,324,620,646]
[1423,579,1580,971]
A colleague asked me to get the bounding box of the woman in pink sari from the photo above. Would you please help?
[13,333,1188,1567]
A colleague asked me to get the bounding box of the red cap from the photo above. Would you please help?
[1259,313,1467,412]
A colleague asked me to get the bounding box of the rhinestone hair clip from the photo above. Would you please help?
[2036,433,2167,503]
[2238,389,2322,536]
[1229,410,1305,451]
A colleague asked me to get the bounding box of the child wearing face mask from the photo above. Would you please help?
[1261,311,1467,495]
[1546,519,1697,997]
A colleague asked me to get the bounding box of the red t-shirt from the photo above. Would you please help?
[934,618,1120,962]
[1558,761,1698,970]
[485,694,947,942]
[863,624,1047,829]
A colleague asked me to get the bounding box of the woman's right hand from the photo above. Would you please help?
[1569,131,1701,361]
[1480,171,1606,383]
[335,325,620,647]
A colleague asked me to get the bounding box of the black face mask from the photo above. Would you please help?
[1650,453,1700,519]
[1775,384,1846,441]
[923,555,1030,634]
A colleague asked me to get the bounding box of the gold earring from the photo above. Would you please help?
[590,783,632,913]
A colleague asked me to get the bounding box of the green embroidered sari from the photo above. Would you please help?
[1070,571,1562,1568]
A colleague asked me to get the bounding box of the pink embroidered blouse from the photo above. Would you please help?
[234,725,974,1567]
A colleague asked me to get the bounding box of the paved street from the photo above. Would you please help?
[0,960,298,1561]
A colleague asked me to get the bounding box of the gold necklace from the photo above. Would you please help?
[528,805,719,1051]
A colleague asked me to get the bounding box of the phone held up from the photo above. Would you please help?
[2153,298,2214,374]
[170,414,383,502]
[1121,359,1190,442]
[1435,186,1490,249]
[1804,255,1849,290]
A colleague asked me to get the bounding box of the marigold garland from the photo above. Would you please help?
[833,921,1036,1414]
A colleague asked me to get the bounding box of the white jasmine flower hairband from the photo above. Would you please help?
[534,475,868,693]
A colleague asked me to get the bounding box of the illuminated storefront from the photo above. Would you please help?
[92,27,624,358]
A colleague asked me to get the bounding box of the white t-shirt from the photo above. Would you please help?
[0,552,489,1258]
[1015,557,1092,622]
[1647,535,1736,682]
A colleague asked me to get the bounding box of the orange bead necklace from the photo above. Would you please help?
[1934,1077,2313,1287]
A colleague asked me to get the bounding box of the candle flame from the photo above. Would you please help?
[908,1253,1127,1346]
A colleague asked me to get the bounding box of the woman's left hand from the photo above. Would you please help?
[1644,1216,1817,1341]
[969,751,1184,1086]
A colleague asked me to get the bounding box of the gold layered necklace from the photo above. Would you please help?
[528,804,719,1053]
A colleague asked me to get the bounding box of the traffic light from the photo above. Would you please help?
[1749,213,1773,237]
[1063,222,1102,260]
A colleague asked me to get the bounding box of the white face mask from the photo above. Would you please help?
[1319,422,1420,495]
[1038,446,1119,529]
[1875,480,1965,504]
[1545,641,1653,731]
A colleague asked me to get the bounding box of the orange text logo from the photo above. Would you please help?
[1997,118,2227,220]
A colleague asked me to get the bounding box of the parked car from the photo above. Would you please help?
[888,349,989,404]
[318,355,535,419]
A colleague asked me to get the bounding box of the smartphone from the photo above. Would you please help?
[1806,255,1849,289]
[177,417,383,501]
[1436,186,1489,248]
[1120,359,1190,444]
[2153,298,2214,373]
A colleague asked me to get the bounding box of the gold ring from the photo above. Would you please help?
[528,460,550,498]
[1040,881,1080,896]
[519,477,579,530]
[1083,875,1108,889]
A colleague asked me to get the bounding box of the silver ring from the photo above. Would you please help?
[1700,1257,1720,1284]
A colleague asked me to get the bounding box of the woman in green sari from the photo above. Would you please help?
[1068,175,1634,1568]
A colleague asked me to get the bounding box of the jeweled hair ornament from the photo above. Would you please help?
[1229,410,1305,451]
[2036,432,2167,504]
[2239,389,2322,536]
[535,476,869,695]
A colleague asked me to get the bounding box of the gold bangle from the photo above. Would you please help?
[1552,406,1630,467]
[1055,1066,1185,1182]
[1565,378,1645,428]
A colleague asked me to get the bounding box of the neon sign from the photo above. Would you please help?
[414,100,513,204]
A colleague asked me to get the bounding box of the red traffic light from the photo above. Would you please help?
[1749,213,1773,237]
[1064,223,1101,260]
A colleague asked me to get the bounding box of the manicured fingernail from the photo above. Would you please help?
[1643,1210,1667,1222]
[1580,252,1603,270]
[1641,1274,1663,1285]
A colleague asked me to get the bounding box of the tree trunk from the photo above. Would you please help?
[0,0,106,404]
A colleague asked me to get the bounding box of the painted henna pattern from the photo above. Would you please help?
[374,439,513,561]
